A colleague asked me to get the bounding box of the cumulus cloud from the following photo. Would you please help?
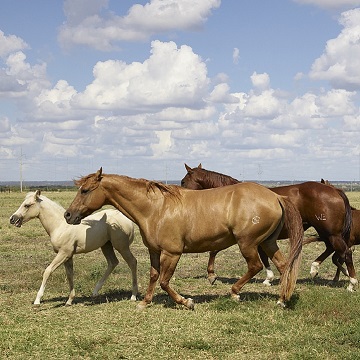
[58,0,221,50]
[250,72,270,91]
[309,8,360,90]
[0,31,29,58]
[73,40,209,111]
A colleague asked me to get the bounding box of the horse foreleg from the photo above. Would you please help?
[258,246,274,286]
[158,251,194,309]
[310,242,334,278]
[93,242,119,297]
[64,257,75,306]
[34,251,70,306]
[207,250,219,285]
[137,250,160,310]
[116,245,138,301]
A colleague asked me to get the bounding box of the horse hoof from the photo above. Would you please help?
[130,295,137,301]
[136,302,147,311]
[276,300,286,308]
[231,294,241,302]
[208,275,217,285]
[33,303,40,308]
[310,262,319,278]
[185,298,195,310]
[262,279,272,286]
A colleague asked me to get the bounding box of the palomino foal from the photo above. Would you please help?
[10,190,138,306]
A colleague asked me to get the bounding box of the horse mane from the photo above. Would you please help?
[201,168,240,187]
[74,173,94,187]
[27,191,66,212]
[146,180,181,199]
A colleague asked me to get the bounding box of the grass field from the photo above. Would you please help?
[0,190,360,359]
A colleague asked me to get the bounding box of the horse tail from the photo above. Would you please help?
[278,196,303,304]
[335,188,352,243]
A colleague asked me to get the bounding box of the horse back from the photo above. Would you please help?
[176,183,284,252]
[271,181,351,239]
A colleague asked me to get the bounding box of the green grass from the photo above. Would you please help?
[0,190,360,359]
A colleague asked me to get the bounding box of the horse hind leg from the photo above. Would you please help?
[207,250,219,285]
[64,258,75,306]
[231,243,263,302]
[92,241,119,297]
[260,240,287,279]
[258,246,274,286]
[310,241,334,278]
[327,235,357,292]
[114,243,138,301]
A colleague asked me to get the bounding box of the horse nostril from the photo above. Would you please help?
[64,211,70,220]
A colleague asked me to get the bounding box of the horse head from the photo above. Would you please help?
[10,190,42,227]
[180,163,205,190]
[64,167,106,225]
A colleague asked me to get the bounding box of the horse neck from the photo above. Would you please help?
[37,197,66,236]
[102,175,163,225]
[199,170,238,189]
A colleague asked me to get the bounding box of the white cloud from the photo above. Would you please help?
[294,0,360,9]
[58,0,221,50]
[73,41,210,111]
[232,47,239,64]
[250,72,270,91]
[0,116,10,132]
[309,8,360,90]
[0,31,29,58]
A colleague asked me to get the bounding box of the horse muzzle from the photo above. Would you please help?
[64,211,82,225]
[10,214,23,227]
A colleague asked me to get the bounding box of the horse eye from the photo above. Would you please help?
[81,188,89,195]
[24,204,31,209]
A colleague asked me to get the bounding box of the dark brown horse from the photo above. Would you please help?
[181,164,357,291]
[303,179,360,282]
[64,168,303,309]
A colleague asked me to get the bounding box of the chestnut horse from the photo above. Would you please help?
[64,168,303,309]
[181,164,357,291]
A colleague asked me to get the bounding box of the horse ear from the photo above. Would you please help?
[35,190,41,198]
[185,163,191,172]
[320,179,325,184]
[198,163,202,169]
[96,167,103,181]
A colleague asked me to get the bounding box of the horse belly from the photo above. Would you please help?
[183,231,236,253]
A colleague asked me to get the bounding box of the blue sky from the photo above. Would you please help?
[1,0,360,183]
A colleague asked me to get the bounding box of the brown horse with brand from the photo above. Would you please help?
[65,168,303,309]
[304,179,360,282]
[181,164,357,291]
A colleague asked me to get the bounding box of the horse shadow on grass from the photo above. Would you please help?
[39,289,136,309]
[206,274,348,289]
[41,274,348,310]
